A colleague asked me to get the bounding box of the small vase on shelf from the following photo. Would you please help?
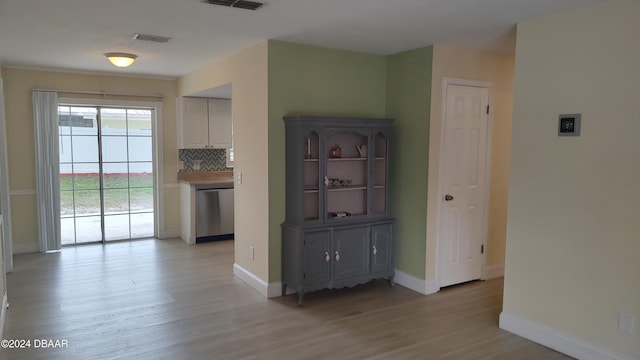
[329,144,342,158]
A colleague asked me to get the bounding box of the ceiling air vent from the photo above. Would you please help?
[204,0,264,11]
[133,33,172,43]
[232,1,263,10]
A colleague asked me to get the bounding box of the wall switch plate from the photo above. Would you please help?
[558,113,581,136]
[619,312,634,335]
[236,171,242,185]
[250,246,254,260]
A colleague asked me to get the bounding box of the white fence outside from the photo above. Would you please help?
[59,127,152,174]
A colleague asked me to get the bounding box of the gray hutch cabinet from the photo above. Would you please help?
[281,116,395,305]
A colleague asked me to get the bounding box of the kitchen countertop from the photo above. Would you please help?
[178,171,233,186]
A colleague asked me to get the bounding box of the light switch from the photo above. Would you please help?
[619,312,634,335]
[236,171,242,185]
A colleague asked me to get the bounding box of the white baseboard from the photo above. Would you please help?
[13,242,38,254]
[263,270,441,299]
[266,282,297,298]
[484,265,504,279]
[233,263,269,298]
[273,270,438,299]
[267,282,282,298]
[499,312,634,360]
[0,293,7,341]
[252,269,443,299]
[394,269,440,295]
[269,282,297,297]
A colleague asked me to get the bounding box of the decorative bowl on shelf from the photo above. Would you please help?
[339,179,352,186]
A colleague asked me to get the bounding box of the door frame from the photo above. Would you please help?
[433,77,493,289]
[59,97,164,241]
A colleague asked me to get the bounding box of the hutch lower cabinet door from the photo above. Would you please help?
[371,224,394,278]
[302,230,331,285]
[282,221,395,305]
[332,227,370,281]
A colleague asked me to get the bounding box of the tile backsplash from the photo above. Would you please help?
[179,148,231,172]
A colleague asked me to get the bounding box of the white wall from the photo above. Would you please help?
[1,67,179,252]
[178,42,269,284]
[501,1,640,359]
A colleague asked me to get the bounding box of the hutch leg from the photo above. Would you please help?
[281,282,287,297]
[297,292,304,306]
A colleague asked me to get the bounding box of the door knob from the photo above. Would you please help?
[444,194,454,201]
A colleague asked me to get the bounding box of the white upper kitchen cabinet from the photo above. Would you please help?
[208,98,232,148]
[179,97,232,149]
[180,97,209,148]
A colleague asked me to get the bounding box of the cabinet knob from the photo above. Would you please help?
[335,251,340,262]
[444,194,454,201]
[325,252,330,262]
[372,245,377,255]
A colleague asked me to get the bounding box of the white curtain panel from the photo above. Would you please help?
[32,91,61,252]
[0,78,14,270]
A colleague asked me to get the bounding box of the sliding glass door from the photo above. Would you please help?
[59,105,155,245]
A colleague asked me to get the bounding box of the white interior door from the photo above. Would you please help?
[439,83,490,287]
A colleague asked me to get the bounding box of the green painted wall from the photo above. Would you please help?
[267,40,388,281]
[385,47,433,278]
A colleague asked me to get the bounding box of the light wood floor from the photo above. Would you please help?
[1,239,570,360]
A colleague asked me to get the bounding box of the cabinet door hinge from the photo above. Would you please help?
[481,244,484,254]
[486,105,490,114]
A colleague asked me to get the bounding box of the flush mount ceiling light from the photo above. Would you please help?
[105,52,137,68]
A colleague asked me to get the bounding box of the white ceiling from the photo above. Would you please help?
[0,0,607,78]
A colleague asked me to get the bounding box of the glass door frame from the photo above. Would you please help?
[59,97,164,244]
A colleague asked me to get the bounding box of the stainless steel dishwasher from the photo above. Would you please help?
[195,183,234,242]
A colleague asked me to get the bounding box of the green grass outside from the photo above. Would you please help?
[61,174,153,216]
